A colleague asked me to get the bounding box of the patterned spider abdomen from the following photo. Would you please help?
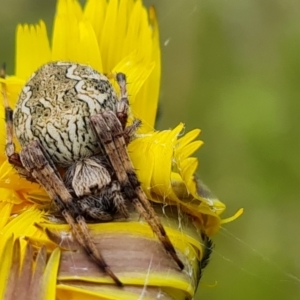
[14,62,118,166]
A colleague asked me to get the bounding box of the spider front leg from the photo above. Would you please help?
[115,72,129,129]
[0,64,34,181]
[92,73,184,270]
[115,72,141,144]
[18,140,123,287]
[91,112,185,270]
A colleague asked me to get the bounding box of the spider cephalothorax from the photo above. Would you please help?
[2,62,184,286]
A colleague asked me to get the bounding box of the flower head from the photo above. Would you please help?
[0,0,242,299]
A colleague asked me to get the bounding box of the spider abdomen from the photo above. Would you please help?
[13,62,118,166]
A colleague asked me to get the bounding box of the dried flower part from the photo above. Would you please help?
[1,237,59,300]
[1,205,209,300]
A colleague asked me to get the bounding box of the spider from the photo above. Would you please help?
[1,62,184,287]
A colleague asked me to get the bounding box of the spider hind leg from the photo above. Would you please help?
[90,112,185,270]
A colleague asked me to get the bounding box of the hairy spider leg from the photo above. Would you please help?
[115,72,128,129]
[0,64,34,180]
[90,112,184,270]
[114,72,142,144]
[104,72,184,270]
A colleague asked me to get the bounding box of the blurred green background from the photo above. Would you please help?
[1,0,300,299]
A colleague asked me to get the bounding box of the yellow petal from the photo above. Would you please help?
[0,238,60,300]
[83,0,107,41]
[0,160,40,191]
[221,208,244,224]
[16,21,51,79]
[52,0,82,61]
[43,248,61,300]
[0,208,45,260]
[78,21,103,71]
[132,6,161,131]
[98,0,119,71]
[111,52,155,108]
[0,202,13,230]
[0,235,14,300]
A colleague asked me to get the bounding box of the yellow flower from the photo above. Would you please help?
[0,0,243,299]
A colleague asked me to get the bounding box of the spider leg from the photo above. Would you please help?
[123,119,142,144]
[103,180,129,218]
[115,73,129,129]
[19,140,123,286]
[0,64,34,180]
[114,72,141,144]
[90,112,184,270]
